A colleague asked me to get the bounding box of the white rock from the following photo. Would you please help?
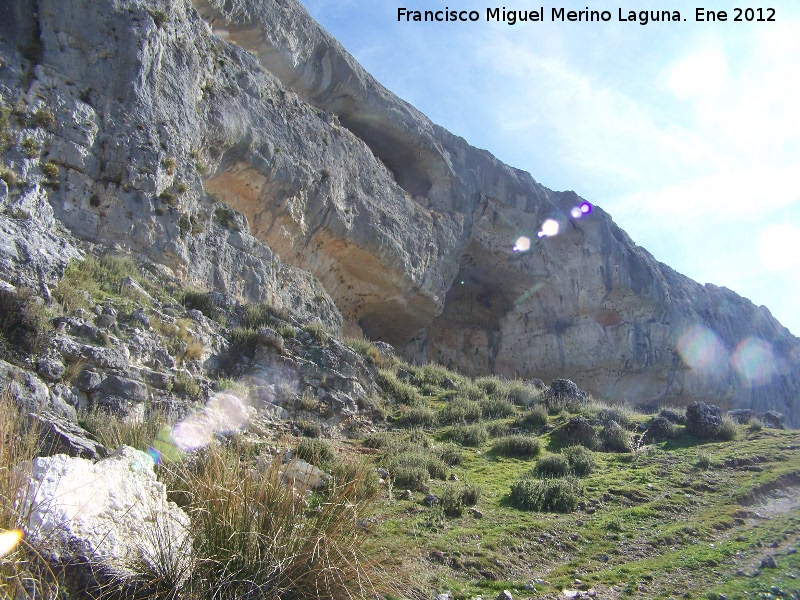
[18,446,191,582]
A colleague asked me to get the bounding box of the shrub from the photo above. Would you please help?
[439,398,483,424]
[31,108,55,128]
[506,379,539,406]
[301,322,329,344]
[297,420,322,439]
[717,415,739,441]
[241,302,289,328]
[377,368,422,406]
[457,380,486,402]
[600,420,631,452]
[510,477,582,512]
[296,438,336,466]
[480,395,516,419]
[362,432,394,450]
[516,405,548,430]
[562,445,597,477]
[0,288,50,357]
[391,465,430,491]
[450,423,489,447]
[534,454,569,477]
[646,416,680,441]
[214,204,239,230]
[492,435,542,458]
[436,443,463,467]
[475,375,505,397]
[179,288,218,320]
[173,373,202,398]
[400,406,438,428]
[440,483,482,517]
[747,417,764,433]
[41,160,59,180]
[414,363,457,388]
[695,451,713,470]
[79,407,168,452]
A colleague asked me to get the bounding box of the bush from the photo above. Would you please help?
[562,445,597,477]
[492,435,542,458]
[400,406,438,428]
[439,398,483,424]
[377,369,422,406]
[296,438,336,466]
[301,322,329,344]
[717,415,739,441]
[440,483,482,517]
[506,379,539,406]
[600,420,631,452]
[297,420,322,439]
[450,423,489,447]
[414,363,458,388]
[391,465,430,491]
[475,375,505,397]
[516,405,548,430]
[179,288,219,320]
[534,454,569,477]
[0,288,50,357]
[510,477,582,512]
[362,432,394,450]
[481,395,516,419]
[436,443,464,467]
[214,204,239,230]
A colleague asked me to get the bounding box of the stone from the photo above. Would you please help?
[761,411,785,429]
[29,411,106,460]
[561,416,597,448]
[727,409,757,424]
[18,447,191,588]
[469,507,484,519]
[760,556,778,569]
[497,591,513,600]
[646,416,677,441]
[75,368,103,392]
[98,374,148,403]
[402,489,414,500]
[423,493,440,506]
[685,402,723,439]
[549,378,587,402]
[659,408,685,425]
[37,357,65,381]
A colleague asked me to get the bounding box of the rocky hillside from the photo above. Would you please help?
[0,0,798,425]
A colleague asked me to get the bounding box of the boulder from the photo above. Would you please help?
[18,447,191,589]
[560,416,597,448]
[29,412,107,460]
[727,409,757,424]
[685,402,723,439]
[761,411,785,429]
[646,416,678,441]
[549,379,587,402]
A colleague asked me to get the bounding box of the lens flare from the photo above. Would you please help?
[0,529,23,558]
[732,337,777,386]
[580,202,592,214]
[170,392,255,452]
[513,236,531,252]
[675,325,728,374]
[537,219,560,238]
[571,207,582,219]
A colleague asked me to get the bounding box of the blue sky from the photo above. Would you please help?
[302,1,800,335]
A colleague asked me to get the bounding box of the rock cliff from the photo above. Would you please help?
[1,0,798,424]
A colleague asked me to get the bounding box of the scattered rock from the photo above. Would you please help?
[402,489,414,500]
[423,493,440,507]
[18,447,191,589]
[549,379,587,402]
[728,409,757,424]
[561,416,597,448]
[761,411,785,429]
[497,591,512,600]
[29,412,107,460]
[469,508,483,519]
[685,401,723,439]
[760,556,778,569]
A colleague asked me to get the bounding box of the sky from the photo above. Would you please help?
[301,1,800,335]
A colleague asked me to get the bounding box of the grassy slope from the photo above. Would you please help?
[358,359,800,600]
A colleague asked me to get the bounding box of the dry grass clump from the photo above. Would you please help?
[158,438,403,599]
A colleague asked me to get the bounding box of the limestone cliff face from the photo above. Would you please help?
[1,0,797,423]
